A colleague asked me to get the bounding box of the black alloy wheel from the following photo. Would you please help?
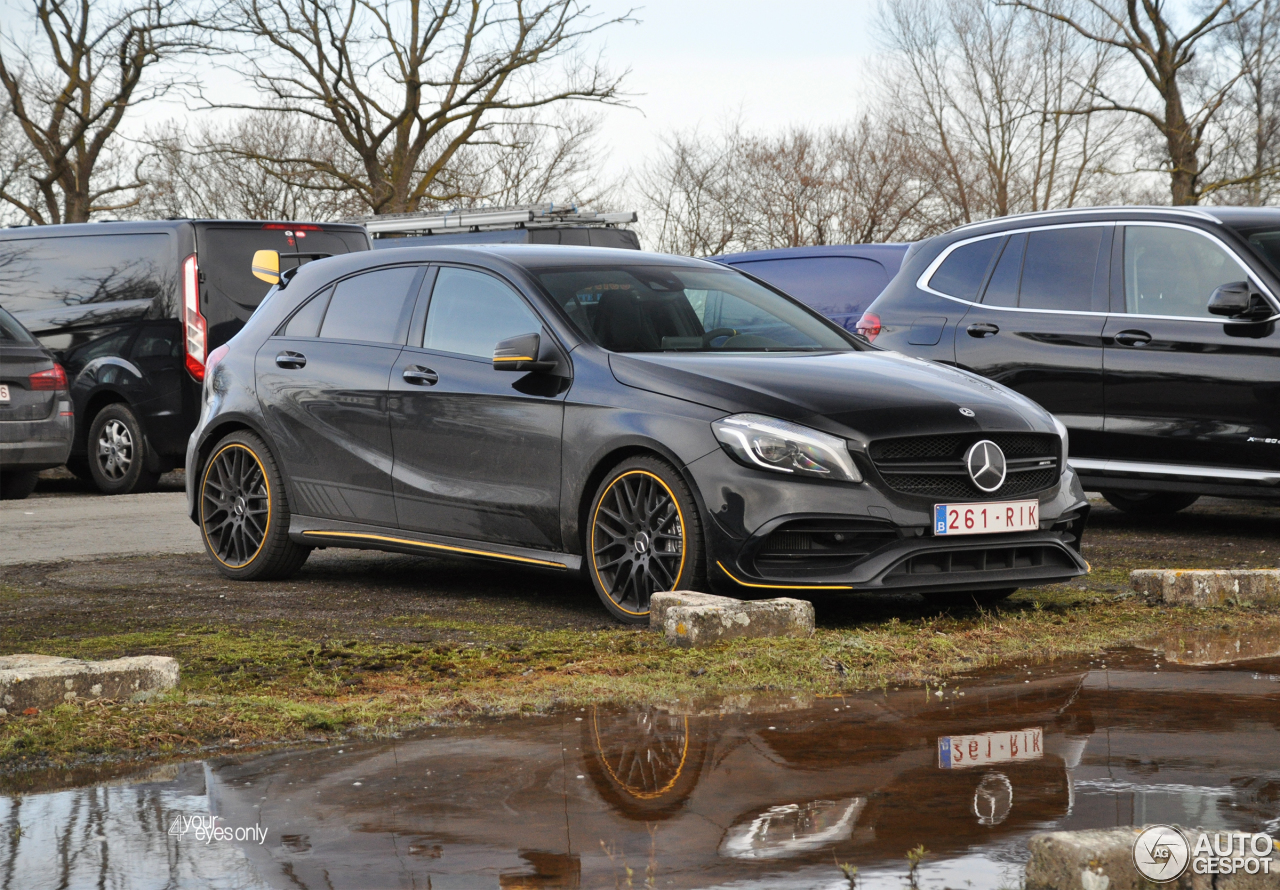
[87,403,160,495]
[199,430,310,580]
[588,456,705,624]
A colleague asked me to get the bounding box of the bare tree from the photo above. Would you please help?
[1011,0,1262,205]
[213,0,630,216]
[0,0,201,224]
[635,126,748,256]
[1210,0,1280,204]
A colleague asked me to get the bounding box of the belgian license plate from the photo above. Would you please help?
[0,384,8,402]
[938,727,1043,769]
[934,500,1038,536]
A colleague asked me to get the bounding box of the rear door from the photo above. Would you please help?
[256,264,423,525]
[1101,223,1280,470]
[949,225,1110,456]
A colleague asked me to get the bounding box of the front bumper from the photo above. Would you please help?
[687,447,1089,595]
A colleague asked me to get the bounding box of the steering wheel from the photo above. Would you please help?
[701,328,738,347]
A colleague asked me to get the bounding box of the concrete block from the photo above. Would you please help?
[0,654,179,714]
[1130,569,1280,608]
[650,591,814,648]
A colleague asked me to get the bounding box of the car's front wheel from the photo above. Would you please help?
[587,456,706,624]
[198,430,311,581]
[1100,490,1199,515]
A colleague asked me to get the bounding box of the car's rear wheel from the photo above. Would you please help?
[199,430,311,581]
[587,456,705,624]
[0,469,39,500]
[1100,490,1199,515]
[87,403,160,495]
[921,588,1017,608]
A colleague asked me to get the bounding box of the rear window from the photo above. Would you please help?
[928,238,1002,300]
[730,257,890,324]
[198,226,367,313]
[0,306,37,345]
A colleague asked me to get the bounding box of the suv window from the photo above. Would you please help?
[423,267,541,358]
[1124,225,1249,319]
[1018,227,1103,312]
[732,257,890,320]
[319,267,418,343]
[928,238,1002,300]
[981,234,1024,308]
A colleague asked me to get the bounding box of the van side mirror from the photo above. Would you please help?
[1208,281,1272,320]
[493,332,556,373]
[252,250,280,284]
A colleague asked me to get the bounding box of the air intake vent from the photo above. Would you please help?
[753,519,899,575]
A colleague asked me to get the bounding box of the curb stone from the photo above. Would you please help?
[649,591,815,648]
[0,654,179,714]
[1130,569,1280,608]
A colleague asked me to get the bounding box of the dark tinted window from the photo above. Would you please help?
[69,329,133,364]
[131,323,182,359]
[981,235,1023,307]
[0,306,37,345]
[0,233,174,333]
[1019,227,1103,312]
[199,227,366,313]
[731,257,890,323]
[283,288,333,338]
[928,238,1002,300]
[423,268,541,357]
[319,267,417,343]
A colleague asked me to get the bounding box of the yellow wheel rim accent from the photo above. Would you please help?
[590,469,688,616]
[200,443,272,569]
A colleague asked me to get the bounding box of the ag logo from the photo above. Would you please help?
[965,440,1006,493]
[1133,825,1191,882]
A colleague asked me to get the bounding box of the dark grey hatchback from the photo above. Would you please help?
[186,245,1090,623]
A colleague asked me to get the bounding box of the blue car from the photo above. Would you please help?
[714,244,910,332]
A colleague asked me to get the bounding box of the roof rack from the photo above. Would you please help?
[950,205,1221,232]
[347,203,638,237]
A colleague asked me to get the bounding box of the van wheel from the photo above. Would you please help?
[1101,490,1199,515]
[586,455,706,625]
[0,470,40,500]
[198,430,311,581]
[87,404,160,495]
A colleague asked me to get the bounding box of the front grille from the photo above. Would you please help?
[868,432,1060,501]
[883,543,1076,582]
[753,519,899,574]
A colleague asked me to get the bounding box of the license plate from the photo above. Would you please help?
[938,727,1043,769]
[934,500,1038,536]
[0,384,8,402]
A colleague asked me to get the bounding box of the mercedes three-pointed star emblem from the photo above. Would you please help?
[965,439,1007,493]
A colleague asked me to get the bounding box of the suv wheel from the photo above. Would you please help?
[0,469,40,500]
[87,404,160,495]
[1101,490,1199,515]
[586,455,706,624]
[198,430,311,580]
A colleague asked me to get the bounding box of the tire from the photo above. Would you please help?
[197,430,311,581]
[87,403,160,495]
[586,455,706,624]
[0,470,40,500]
[1100,490,1199,515]
[921,588,1017,608]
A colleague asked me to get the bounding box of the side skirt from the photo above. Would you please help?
[289,516,581,572]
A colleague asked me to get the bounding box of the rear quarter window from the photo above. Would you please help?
[927,238,1002,301]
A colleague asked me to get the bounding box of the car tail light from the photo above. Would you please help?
[205,343,230,377]
[261,223,321,231]
[29,364,68,390]
[855,312,881,342]
[183,254,208,381]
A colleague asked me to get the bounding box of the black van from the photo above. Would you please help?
[0,220,370,493]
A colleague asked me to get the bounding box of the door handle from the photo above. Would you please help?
[402,366,439,386]
[966,323,1000,338]
[275,351,306,369]
[1114,329,1152,347]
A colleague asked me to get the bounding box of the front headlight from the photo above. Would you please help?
[712,414,862,483]
[1051,414,1069,461]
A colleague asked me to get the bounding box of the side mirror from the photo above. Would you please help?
[1208,280,1272,321]
[251,250,280,284]
[493,331,556,373]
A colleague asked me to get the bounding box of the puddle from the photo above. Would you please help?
[6,649,1280,889]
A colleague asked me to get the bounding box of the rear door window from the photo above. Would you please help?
[928,238,1002,300]
[1018,227,1104,312]
[1123,225,1250,319]
[319,267,419,344]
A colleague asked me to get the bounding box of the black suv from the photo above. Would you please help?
[861,207,1280,513]
[186,244,1089,623]
[0,220,369,493]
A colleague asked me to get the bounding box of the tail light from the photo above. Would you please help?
[855,312,881,342]
[183,254,208,381]
[29,364,68,390]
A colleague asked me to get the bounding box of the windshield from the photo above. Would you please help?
[533,265,853,353]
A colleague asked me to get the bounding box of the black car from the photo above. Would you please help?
[0,219,370,494]
[0,305,73,499]
[861,206,1280,514]
[185,245,1089,623]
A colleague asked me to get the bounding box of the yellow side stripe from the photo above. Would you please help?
[717,560,853,590]
[301,530,567,569]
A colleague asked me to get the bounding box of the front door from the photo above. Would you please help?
[1102,223,1280,470]
[952,225,1110,456]
[389,265,567,549]
[255,264,423,524]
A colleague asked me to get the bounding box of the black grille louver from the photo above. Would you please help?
[867,432,1061,501]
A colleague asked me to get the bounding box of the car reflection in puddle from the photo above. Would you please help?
[5,647,1280,890]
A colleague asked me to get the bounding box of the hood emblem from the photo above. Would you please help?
[965,440,1007,493]
[959,407,975,417]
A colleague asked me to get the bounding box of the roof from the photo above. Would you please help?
[0,218,367,239]
[713,243,912,264]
